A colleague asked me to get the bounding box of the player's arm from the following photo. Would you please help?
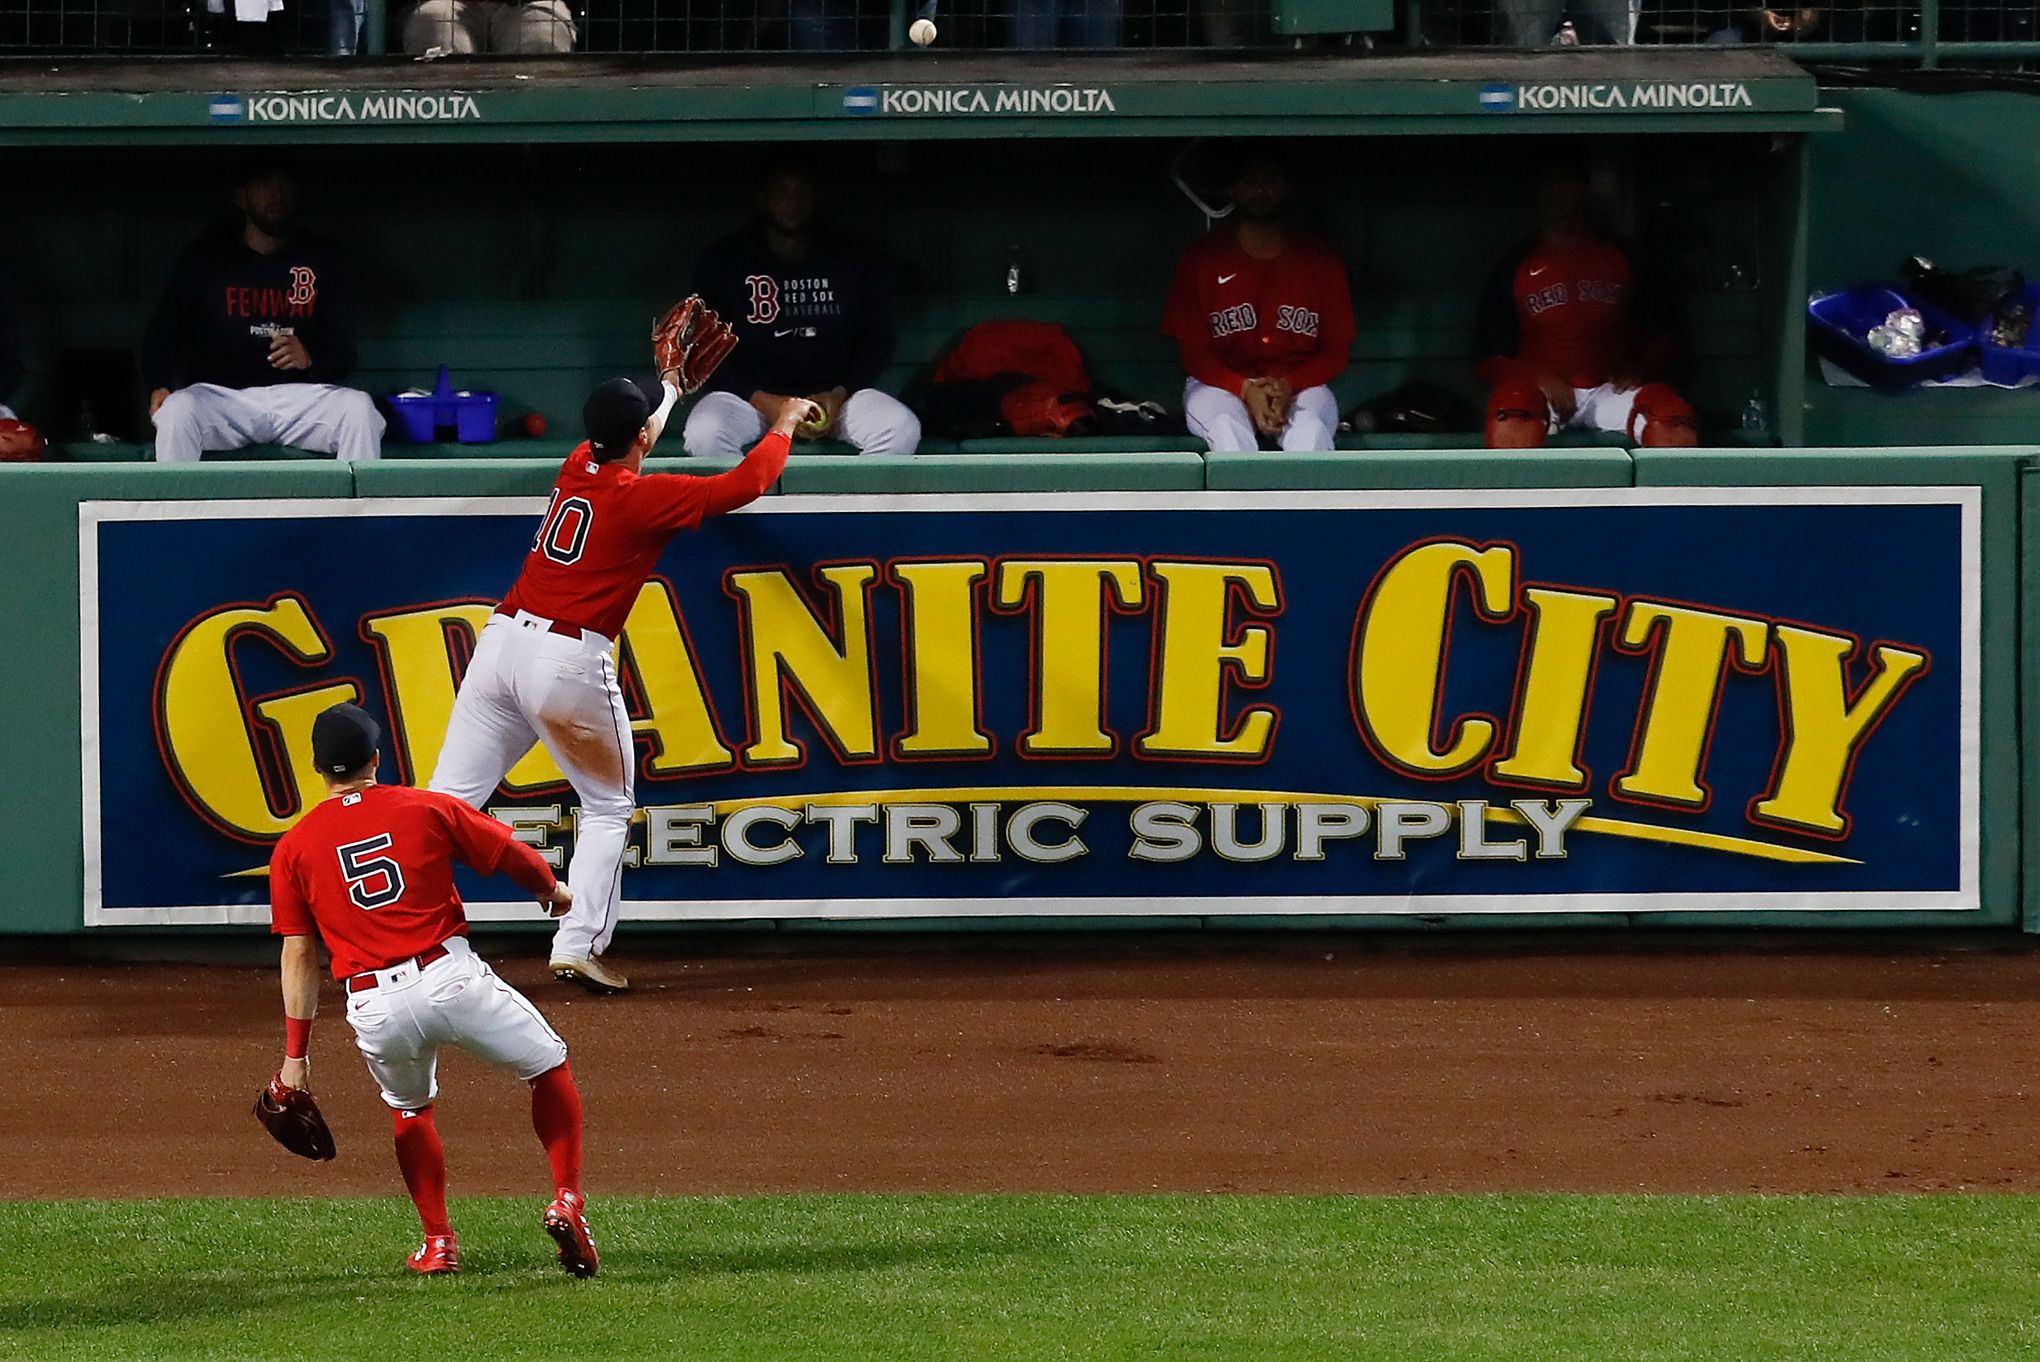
[278,934,320,1090]
[439,795,573,916]
[1160,253,1251,395]
[268,844,321,1090]
[641,396,815,529]
[1280,252,1357,393]
[1472,238,1530,387]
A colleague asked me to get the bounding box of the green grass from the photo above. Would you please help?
[1,1195,2036,1361]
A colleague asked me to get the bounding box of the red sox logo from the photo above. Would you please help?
[287,266,318,309]
[745,275,781,325]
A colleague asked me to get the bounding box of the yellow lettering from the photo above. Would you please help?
[1752,627,1928,836]
[618,583,736,775]
[994,559,1145,756]
[1353,541,1515,776]
[1613,601,1769,807]
[1138,561,1280,760]
[892,561,993,758]
[1491,587,1618,788]
[728,564,879,765]
[157,596,356,838]
[359,604,561,793]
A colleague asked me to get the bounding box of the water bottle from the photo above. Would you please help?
[1741,390,1771,442]
[1004,245,1026,296]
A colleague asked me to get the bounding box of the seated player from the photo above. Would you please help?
[1475,165,1697,451]
[1162,154,1356,454]
[142,163,384,463]
[401,0,574,53]
[684,158,920,459]
[268,701,598,1278]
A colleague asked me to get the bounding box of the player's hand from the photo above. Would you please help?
[769,396,824,437]
[279,1056,310,1091]
[1535,373,1578,421]
[1266,377,1296,423]
[1241,379,1284,437]
[268,334,312,371]
[148,388,171,417]
[803,387,847,440]
[540,883,574,919]
[1605,370,1643,394]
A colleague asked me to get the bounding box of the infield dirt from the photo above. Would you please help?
[4,933,2036,1198]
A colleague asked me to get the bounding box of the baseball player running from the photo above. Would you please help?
[428,299,817,994]
[268,702,598,1278]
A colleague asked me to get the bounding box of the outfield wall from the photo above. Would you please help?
[3,446,2024,936]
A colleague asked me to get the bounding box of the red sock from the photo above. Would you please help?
[391,1106,453,1238]
[529,1062,584,1200]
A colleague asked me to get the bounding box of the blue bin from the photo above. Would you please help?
[1807,286,1975,392]
[1977,282,2040,387]
[386,367,501,444]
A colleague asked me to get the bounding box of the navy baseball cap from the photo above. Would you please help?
[584,375,663,461]
[311,702,380,777]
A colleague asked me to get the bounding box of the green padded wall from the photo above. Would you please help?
[0,463,355,934]
[1632,445,2027,928]
[778,451,1206,494]
[1205,448,1634,490]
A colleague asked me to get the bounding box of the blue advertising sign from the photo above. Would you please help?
[79,487,1980,925]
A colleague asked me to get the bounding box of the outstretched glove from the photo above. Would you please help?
[652,295,739,395]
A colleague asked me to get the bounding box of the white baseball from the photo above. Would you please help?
[909,16,937,44]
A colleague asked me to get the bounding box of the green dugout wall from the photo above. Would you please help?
[4,447,2027,936]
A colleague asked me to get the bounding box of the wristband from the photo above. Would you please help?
[284,1015,312,1061]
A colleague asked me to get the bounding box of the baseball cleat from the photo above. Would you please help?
[550,956,629,994]
[405,1234,460,1275]
[543,1193,600,1278]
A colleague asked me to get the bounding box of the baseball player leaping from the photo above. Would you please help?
[268,702,596,1277]
[428,298,817,994]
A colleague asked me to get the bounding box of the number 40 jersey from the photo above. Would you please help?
[269,784,558,978]
[499,433,793,643]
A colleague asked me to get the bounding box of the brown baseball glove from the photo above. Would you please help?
[652,295,739,395]
[254,1073,337,1161]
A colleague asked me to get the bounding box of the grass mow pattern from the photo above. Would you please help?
[1,1195,2036,1361]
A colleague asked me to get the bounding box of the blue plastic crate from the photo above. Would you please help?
[1807,286,1975,392]
[1977,281,2040,387]
[387,366,500,444]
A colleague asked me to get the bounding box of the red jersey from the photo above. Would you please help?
[1472,233,1677,393]
[500,432,791,640]
[1161,231,1356,393]
[269,784,556,979]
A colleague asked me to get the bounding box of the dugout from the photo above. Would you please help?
[0,48,1827,453]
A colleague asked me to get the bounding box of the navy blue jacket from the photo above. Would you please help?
[692,224,896,399]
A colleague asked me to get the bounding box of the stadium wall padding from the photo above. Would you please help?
[5,445,2033,935]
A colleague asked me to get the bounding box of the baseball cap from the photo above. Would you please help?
[583,375,663,461]
[310,702,381,777]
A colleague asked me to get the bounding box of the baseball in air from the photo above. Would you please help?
[909,16,937,44]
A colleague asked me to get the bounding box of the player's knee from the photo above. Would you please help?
[855,392,921,455]
[152,389,200,435]
[1630,384,1698,448]
[333,388,385,433]
[1485,382,1550,450]
[682,396,741,458]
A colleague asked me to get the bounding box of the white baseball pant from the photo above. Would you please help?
[152,382,384,462]
[1183,378,1339,453]
[429,612,634,962]
[683,388,921,458]
[345,936,568,1111]
[1558,382,1645,437]
[402,0,576,52]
